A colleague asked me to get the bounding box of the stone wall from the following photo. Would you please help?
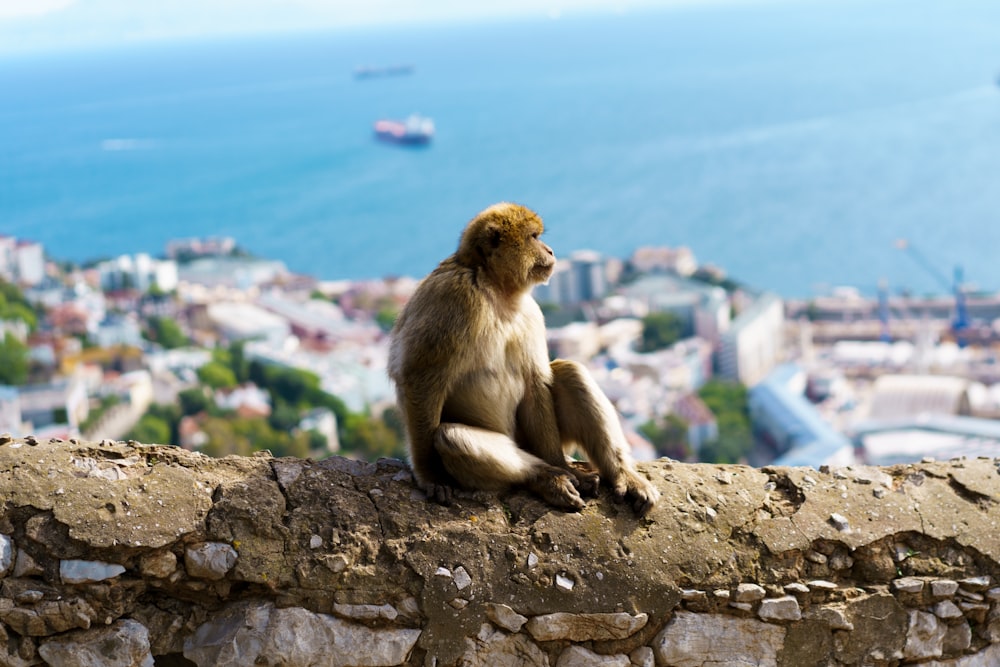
[2,435,1000,666]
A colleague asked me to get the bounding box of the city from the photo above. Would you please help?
[2,232,1000,470]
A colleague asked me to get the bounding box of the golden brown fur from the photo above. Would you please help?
[388,203,659,514]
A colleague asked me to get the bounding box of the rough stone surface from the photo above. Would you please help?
[555,645,630,667]
[37,619,154,667]
[459,629,549,667]
[485,604,528,633]
[2,438,1000,666]
[526,612,648,642]
[653,612,785,667]
[905,610,947,661]
[182,602,420,667]
[184,542,238,580]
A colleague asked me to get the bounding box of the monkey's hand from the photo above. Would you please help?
[528,467,586,512]
[419,480,456,506]
[566,460,600,498]
[612,469,660,517]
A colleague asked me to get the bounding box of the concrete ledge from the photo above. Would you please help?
[1,436,999,666]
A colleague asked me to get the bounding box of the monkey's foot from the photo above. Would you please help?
[611,469,660,517]
[528,468,586,512]
[567,461,600,498]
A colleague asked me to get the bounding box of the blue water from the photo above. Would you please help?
[2,0,1000,297]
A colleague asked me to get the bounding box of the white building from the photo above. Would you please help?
[0,386,23,435]
[97,254,178,293]
[15,240,45,286]
[717,292,784,387]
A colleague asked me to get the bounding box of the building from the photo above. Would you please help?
[717,292,784,386]
[14,240,45,286]
[629,246,697,277]
[205,302,290,345]
[17,377,89,433]
[750,364,854,468]
[852,415,1000,465]
[0,237,45,286]
[616,275,731,345]
[533,251,610,306]
[97,254,178,293]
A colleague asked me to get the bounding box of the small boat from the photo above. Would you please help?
[354,65,414,80]
[373,115,434,145]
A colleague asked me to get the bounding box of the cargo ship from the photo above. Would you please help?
[373,115,434,146]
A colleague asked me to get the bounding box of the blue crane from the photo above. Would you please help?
[894,239,969,346]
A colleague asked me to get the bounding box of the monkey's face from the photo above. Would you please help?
[459,203,556,293]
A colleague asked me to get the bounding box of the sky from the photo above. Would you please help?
[0,0,765,56]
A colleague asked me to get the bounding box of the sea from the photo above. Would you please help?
[2,0,1000,298]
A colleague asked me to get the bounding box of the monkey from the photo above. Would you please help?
[387,203,660,516]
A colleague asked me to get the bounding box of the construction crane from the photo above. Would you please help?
[894,239,969,346]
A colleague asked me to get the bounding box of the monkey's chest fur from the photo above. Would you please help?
[439,305,548,437]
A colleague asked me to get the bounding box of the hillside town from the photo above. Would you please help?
[3,233,1000,469]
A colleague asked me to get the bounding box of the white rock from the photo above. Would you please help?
[486,604,528,633]
[526,612,648,642]
[60,559,126,584]
[183,602,420,667]
[959,576,991,591]
[904,610,946,661]
[434,566,452,578]
[555,573,575,591]
[555,645,629,667]
[829,513,850,531]
[309,535,323,549]
[933,600,963,620]
[733,583,766,602]
[527,553,539,569]
[806,580,838,591]
[185,542,238,580]
[758,596,801,622]
[653,611,785,667]
[453,566,472,591]
[892,578,924,594]
[39,619,154,667]
[784,583,810,595]
[930,579,959,598]
[0,534,12,576]
[629,646,655,667]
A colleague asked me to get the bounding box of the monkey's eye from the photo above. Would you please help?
[531,232,540,240]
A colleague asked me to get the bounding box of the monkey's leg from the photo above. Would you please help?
[550,359,660,516]
[435,424,585,511]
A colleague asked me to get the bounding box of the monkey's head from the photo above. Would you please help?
[456,203,556,294]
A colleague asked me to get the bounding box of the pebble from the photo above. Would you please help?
[829,513,850,532]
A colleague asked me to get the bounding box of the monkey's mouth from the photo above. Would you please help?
[533,261,556,285]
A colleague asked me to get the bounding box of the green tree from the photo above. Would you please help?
[341,412,406,460]
[129,414,172,445]
[697,380,753,464]
[639,414,691,461]
[639,312,684,352]
[0,333,29,385]
[197,361,238,390]
[179,387,211,416]
[146,316,188,349]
